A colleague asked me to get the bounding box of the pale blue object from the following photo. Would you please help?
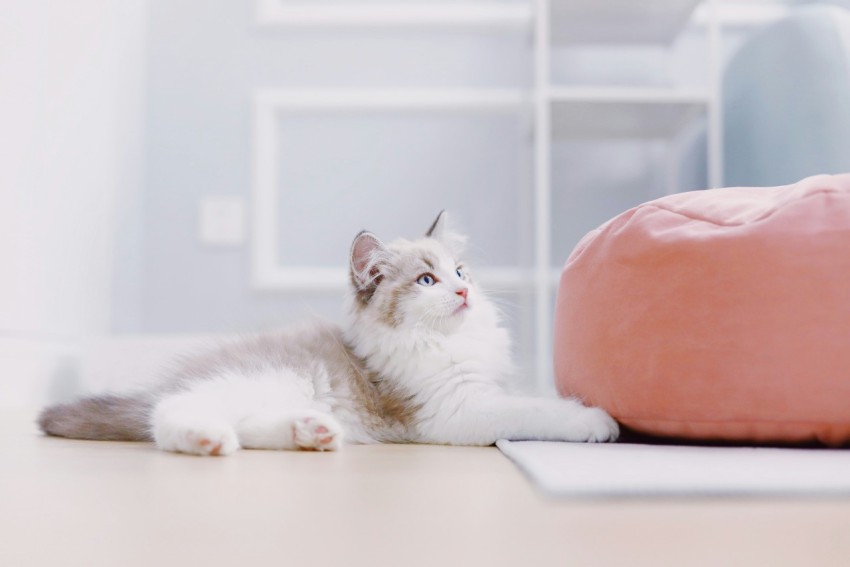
[724,5,850,187]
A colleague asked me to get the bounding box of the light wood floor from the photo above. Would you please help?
[2,411,849,567]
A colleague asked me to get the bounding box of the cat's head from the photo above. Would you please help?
[348,211,477,333]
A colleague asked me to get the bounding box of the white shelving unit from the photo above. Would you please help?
[251,0,748,389]
[532,0,723,388]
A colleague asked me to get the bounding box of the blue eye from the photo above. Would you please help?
[416,273,436,286]
[456,268,464,279]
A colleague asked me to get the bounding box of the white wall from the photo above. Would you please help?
[0,0,147,407]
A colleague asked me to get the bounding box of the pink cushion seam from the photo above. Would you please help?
[637,187,842,227]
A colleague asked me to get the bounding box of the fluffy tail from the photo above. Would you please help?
[38,394,154,441]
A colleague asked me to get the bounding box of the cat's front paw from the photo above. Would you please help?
[566,406,619,443]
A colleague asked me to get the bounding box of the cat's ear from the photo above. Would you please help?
[425,210,467,254]
[426,210,449,240]
[350,231,388,298]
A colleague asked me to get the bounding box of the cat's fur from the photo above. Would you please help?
[39,212,618,455]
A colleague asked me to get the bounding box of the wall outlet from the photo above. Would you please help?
[199,196,245,246]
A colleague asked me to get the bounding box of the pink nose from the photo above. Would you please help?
[456,288,468,300]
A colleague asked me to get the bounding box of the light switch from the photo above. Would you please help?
[199,196,245,246]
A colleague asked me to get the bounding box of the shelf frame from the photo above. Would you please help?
[251,88,530,293]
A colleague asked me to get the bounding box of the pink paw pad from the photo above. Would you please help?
[292,415,342,451]
[196,437,223,455]
[181,428,236,456]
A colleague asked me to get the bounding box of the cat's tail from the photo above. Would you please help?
[38,393,155,442]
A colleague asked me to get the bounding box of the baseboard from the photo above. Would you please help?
[0,337,80,410]
[0,334,216,410]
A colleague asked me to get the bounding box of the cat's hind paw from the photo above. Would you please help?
[292,414,344,451]
[156,422,240,456]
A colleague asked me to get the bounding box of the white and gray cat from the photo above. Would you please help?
[39,212,618,455]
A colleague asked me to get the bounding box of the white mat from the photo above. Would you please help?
[497,440,850,497]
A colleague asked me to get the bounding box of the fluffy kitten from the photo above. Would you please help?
[39,212,618,455]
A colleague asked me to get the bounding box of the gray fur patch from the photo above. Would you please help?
[382,285,415,327]
[335,334,422,432]
[38,394,154,441]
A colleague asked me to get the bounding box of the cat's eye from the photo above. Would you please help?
[456,267,465,279]
[416,273,437,286]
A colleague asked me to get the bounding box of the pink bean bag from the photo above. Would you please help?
[554,173,850,446]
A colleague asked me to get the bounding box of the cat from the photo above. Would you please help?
[38,211,619,455]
